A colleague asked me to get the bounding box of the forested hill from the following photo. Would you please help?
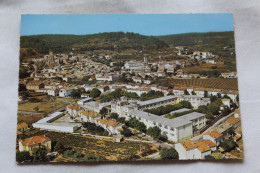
[20,32,168,54]
[156,31,235,52]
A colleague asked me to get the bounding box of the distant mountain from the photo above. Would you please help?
[156,31,235,53]
[20,32,168,54]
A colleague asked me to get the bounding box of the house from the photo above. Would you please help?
[18,135,51,155]
[47,88,59,96]
[203,130,223,146]
[132,76,142,83]
[222,98,231,108]
[206,58,216,64]
[17,122,28,133]
[67,104,82,117]
[80,110,101,123]
[26,81,44,91]
[59,88,73,97]
[224,117,241,129]
[175,139,216,160]
[177,95,205,109]
[96,118,123,134]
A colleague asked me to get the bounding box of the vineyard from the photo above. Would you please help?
[169,78,238,91]
[25,131,156,162]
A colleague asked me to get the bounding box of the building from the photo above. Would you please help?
[32,112,81,133]
[96,118,123,134]
[59,88,73,97]
[67,104,82,117]
[203,130,223,146]
[17,122,28,133]
[80,110,101,123]
[175,139,216,160]
[126,109,206,142]
[26,81,44,91]
[137,95,177,110]
[18,135,51,155]
[124,61,145,70]
[77,97,93,105]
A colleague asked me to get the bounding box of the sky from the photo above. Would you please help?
[21,14,234,36]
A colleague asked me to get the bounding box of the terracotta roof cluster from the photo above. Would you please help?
[225,117,241,126]
[67,104,82,110]
[20,135,51,147]
[17,122,28,130]
[97,118,121,127]
[204,130,223,139]
[81,110,100,118]
[182,139,216,153]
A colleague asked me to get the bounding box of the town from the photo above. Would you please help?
[16,31,243,162]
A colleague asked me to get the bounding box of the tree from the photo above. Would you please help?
[110,113,119,120]
[117,117,125,124]
[32,146,48,162]
[191,91,196,95]
[136,122,147,133]
[184,89,189,95]
[89,88,101,98]
[219,139,237,152]
[34,106,39,112]
[16,151,32,163]
[70,89,81,98]
[54,142,65,154]
[204,91,208,98]
[197,105,208,114]
[204,155,215,160]
[120,128,132,137]
[236,94,239,103]
[179,101,192,109]
[147,126,161,139]
[159,148,178,160]
[99,107,108,116]
[217,93,222,98]
[210,95,218,103]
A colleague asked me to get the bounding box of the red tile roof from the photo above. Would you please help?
[21,135,51,147]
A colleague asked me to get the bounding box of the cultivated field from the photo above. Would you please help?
[17,114,43,126]
[27,131,157,162]
[169,78,238,90]
[18,101,66,114]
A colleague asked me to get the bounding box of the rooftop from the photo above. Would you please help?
[204,130,223,139]
[137,95,177,106]
[225,117,241,126]
[20,135,51,147]
[96,118,121,127]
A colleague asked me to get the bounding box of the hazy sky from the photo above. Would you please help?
[21,14,234,36]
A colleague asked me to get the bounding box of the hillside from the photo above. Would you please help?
[156,31,235,54]
[20,32,168,54]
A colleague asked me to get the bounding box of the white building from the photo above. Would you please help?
[124,61,145,70]
[32,112,81,133]
[203,130,223,146]
[77,97,93,105]
[59,88,73,97]
[96,118,123,134]
[175,139,217,160]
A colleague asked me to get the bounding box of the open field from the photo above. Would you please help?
[56,97,81,104]
[18,101,66,114]
[169,78,238,90]
[17,114,43,126]
[27,131,157,161]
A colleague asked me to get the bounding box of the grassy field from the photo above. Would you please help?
[56,97,81,104]
[26,131,157,162]
[17,114,43,126]
[169,78,238,90]
[18,101,66,114]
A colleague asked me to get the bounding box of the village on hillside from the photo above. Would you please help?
[17,41,243,163]
[16,13,242,164]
